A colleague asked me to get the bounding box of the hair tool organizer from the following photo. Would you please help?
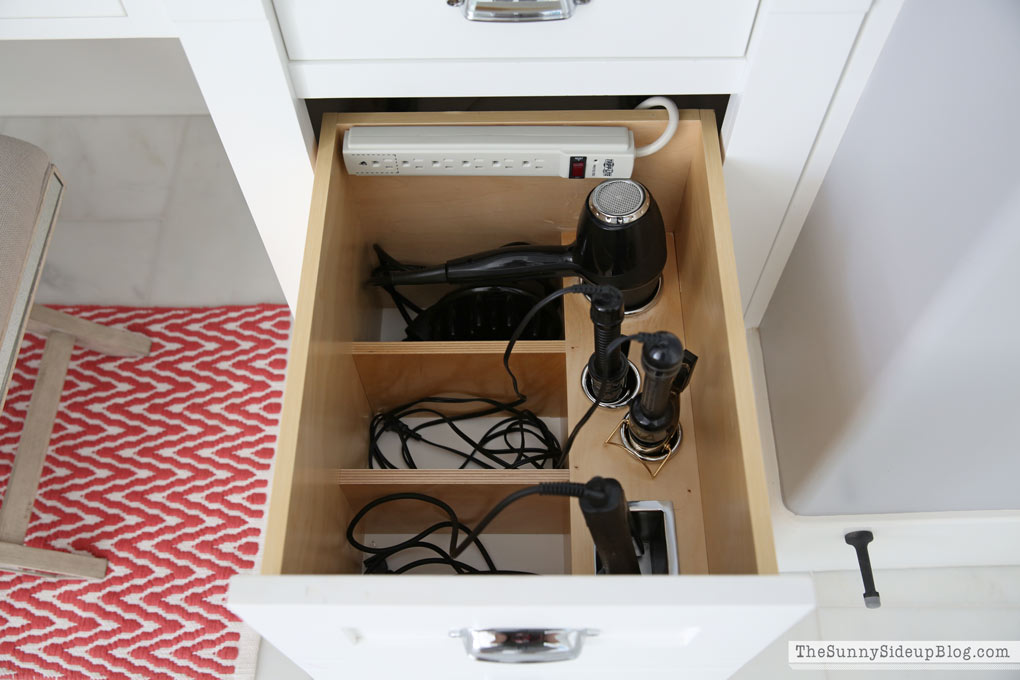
[263,108,776,581]
[361,174,699,574]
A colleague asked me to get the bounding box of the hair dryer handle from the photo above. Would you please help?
[445,244,577,283]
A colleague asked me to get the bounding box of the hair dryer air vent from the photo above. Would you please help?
[589,179,650,225]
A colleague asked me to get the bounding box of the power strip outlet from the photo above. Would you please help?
[342,125,635,179]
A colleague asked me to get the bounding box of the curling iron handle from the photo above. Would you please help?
[638,334,685,417]
[587,286,627,402]
[580,477,640,575]
[627,333,685,451]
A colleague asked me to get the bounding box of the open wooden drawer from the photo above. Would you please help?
[230,110,812,678]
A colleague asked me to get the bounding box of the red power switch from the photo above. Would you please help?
[569,156,587,179]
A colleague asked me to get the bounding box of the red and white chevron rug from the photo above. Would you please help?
[0,305,291,680]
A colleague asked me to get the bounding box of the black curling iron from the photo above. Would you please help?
[626,332,698,460]
[586,285,630,404]
[369,179,667,311]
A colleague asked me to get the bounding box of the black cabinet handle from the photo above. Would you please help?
[845,530,881,609]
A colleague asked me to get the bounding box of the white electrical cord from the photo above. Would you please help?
[633,96,679,158]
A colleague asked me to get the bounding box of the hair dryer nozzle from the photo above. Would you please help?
[369,244,577,287]
[368,266,449,287]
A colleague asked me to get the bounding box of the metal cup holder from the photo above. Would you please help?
[581,360,641,409]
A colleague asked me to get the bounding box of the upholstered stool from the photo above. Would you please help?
[0,134,151,579]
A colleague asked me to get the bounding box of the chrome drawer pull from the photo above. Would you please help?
[451,628,598,663]
[451,0,589,22]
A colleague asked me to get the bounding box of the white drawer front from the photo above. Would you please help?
[274,0,758,62]
[230,574,813,679]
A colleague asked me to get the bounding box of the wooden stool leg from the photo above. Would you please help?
[28,305,151,357]
[0,331,106,579]
[0,331,73,543]
[0,542,106,580]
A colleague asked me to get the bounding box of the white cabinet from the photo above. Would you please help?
[273,0,759,61]
[230,575,814,679]
[0,0,902,328]
[278,0,757,100]
[0,2,926,585]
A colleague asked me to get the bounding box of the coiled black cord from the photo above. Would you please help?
[347,482,606,573]
[368,395,561,470]
[448,482,595,560]
[502,283,625,468]
[369,283,624,470]
[346,492,533,574]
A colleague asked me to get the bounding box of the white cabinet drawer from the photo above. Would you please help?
[230,109,806,677]
[231,575,813,678]
[274,0,758,62]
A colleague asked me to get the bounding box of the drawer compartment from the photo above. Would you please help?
[260,110,776,578]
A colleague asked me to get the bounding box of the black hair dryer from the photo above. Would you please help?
[369,179,667,311]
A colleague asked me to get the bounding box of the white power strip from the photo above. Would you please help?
[341,125,635,179]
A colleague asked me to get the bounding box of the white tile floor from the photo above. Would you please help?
[1,115,286,307]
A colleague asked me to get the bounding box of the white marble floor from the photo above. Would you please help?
[0,115,286,307]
